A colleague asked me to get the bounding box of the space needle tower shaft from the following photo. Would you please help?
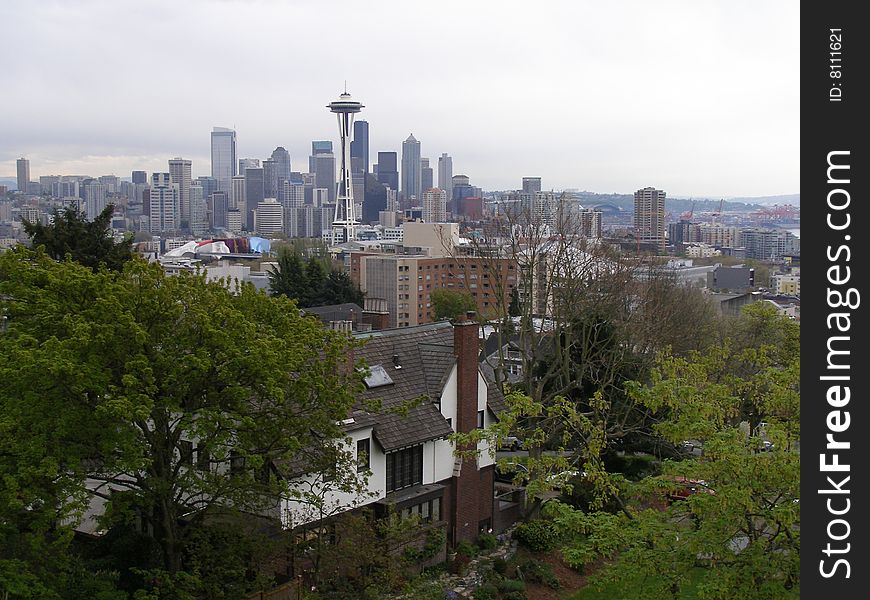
[327,91,364,245]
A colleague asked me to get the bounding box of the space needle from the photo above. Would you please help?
[327,89,364,245]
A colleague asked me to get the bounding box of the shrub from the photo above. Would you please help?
[492,556,508,575]
[477,533,498,552]
[517,559,561,589]
[449,552,471,575]
[456,540,479,558]
[474,582,498,600]
[503,591,528,600]
[513,521,559,552]
[496,579,526,593]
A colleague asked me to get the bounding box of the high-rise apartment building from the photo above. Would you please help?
[16,158,30,192]
[633,187,666,252]
[422,188,448,223]
[168,158,192,224]
[149,172,179,233]
[522,177,542,194]
[739,228,800,261]
[210,127,237,194]
[401,134,422,203]
[438,153,453,195]
[84,182,108,221]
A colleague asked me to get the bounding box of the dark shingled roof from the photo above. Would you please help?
[354,323,456,452]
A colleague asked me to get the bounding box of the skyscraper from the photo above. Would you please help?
[327,91,364,245]
[132,170,147,185]
[270,146,292,196]
[350,120,369,174]
[633,187,666,252]
[422,188,448,223]
[522,177,542,194]
[312,153,336,202]
[309,141,333,172]
[244,167,265,230]
[376,152,399,192]
[263,159,278,199]
[239,158,260,173]
[438,153,453,194]
[210,127,236,194]
[421,158,433,192]
[401,134,422,203]
[168,158,192,225]
[16,158,30,192]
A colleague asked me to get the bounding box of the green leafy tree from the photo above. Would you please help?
[545,306,800,599]
[0,248,364,588]
[268,247,306,302]
[430,288,476,321]
[23,204,133,271]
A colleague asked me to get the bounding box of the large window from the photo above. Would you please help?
[386,445,423,492]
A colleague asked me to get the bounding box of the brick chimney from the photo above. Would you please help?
[451,311,483,545]
[454,311,479,434]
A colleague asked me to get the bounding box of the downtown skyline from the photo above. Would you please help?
[0,0,799,198]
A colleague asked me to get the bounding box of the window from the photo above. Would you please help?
[477,410,485,429]
[446,418,453,430]
[179,440,193,466]
[357,438,370,472]
[196,445,210,471]
[230,451,246,476]
[386,445,423,492]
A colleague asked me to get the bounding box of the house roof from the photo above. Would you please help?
[354,323,456,452]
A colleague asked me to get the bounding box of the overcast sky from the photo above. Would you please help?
[0,0,799,197]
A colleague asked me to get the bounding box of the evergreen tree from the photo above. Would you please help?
[23,204,133,272]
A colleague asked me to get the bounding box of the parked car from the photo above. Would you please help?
[499,436,521,452]
[662,475,713,502]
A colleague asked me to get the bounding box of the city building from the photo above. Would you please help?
[209,191,229,229]
[189,184,208,236]
[254,198,284,235]
[707,265,755,293]
[422,188,448,223]
[351,120,369,174]
[633,187,666,252]
[311,152,336,203]
[375,151,399,192]
[421,158,433,192]
[401,134,422,203]
[16,158,30,192]
[149,172,179,233]
[438,153,453,196]
[239,158,260,173]
[168,158,192,224]
[84,182,108,221]
[244,168,265,231]
[210,127,237,193]
[351,250,517,328]
[522,177,541,194]
[739,228,800,261]
[132,170,148,185]
[231,175,246,212]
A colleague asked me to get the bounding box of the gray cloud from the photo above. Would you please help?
[0,0,799,197]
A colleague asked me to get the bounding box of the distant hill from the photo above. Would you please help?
[0,177,18,190]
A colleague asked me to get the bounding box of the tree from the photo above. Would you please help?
[23,204,133,271]
[430,288,476,321]
[545,305,800,598]
[0,248,363,588]
[269,248,364,308]
[508,288,521,317]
